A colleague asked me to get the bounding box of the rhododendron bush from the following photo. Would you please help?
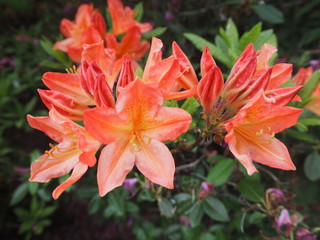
[3,0,320,239]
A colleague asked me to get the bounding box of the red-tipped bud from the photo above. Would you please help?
[172,41,198,90]
[198,66,224,114]
[116,60,135,95]
[80,61,115,108]
[200,46,216,77]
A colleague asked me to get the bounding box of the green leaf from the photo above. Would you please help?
[164,99,179,108]
[239,23,262,50]
[253,4,284,24]
[10,182,28,206]
[184,33,233,68]
[39,206,56,218]
[206,157,235,187]
[28,182,39,196]
[238,178,264,202]
[203,196,229,222]
[88,194,101,214]
[158,198,175,217]
[225,18,239,44]
[253,29,274,50]
[142,27,167,40]
[189,201,204,227]
[40,37,70,66]
[285,129,317,143]
[299,118,320,126]
[299,70,320,103]
[174,193,191,203]
[181,96,200,115]
[249,212,266,224]
[125,201,139,213]
[304,151,320,181]
[133,2,143,22]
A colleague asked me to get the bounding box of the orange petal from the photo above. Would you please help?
[29,143,80,182]
[292,67,313,85]
[27,114,66,143]
[52,162,88,199]
[84,107,130,144]
[42,72,94,105]
[267,63,292,90]
[116,78,163,118]
[143,106,192,142]
[225,133,258,175]
[142,37,163,82]
[97,139,135,196]
[256,43,277,70]
[135,139,175,189]
[59,19,75,38]
[38,89,89,121]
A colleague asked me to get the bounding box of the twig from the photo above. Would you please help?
[176,157,203,172]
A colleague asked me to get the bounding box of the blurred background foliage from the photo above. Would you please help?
[1,0,320,239]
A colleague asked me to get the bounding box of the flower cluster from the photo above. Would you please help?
[27,0,306,199]
[53,0,152,63]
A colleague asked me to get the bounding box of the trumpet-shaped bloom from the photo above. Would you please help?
[84,78,192,196]
[224,90,302,175]
[107,0,152,36]
[27,108,100,199]
[54,4,106,63]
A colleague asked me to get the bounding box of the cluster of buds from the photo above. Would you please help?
[28,0,308,199]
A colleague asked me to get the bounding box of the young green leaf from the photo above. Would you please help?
[239,23,262,50]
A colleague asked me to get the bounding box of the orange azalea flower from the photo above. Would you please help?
[106,27,150,61]
[41,41,124,120]
[54,4,106,63]
[84,78,192,196]
[224,90,302,175]
[107,0,152,36]
[27,108,100,199]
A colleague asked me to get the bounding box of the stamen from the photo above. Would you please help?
[65,65,78,74]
